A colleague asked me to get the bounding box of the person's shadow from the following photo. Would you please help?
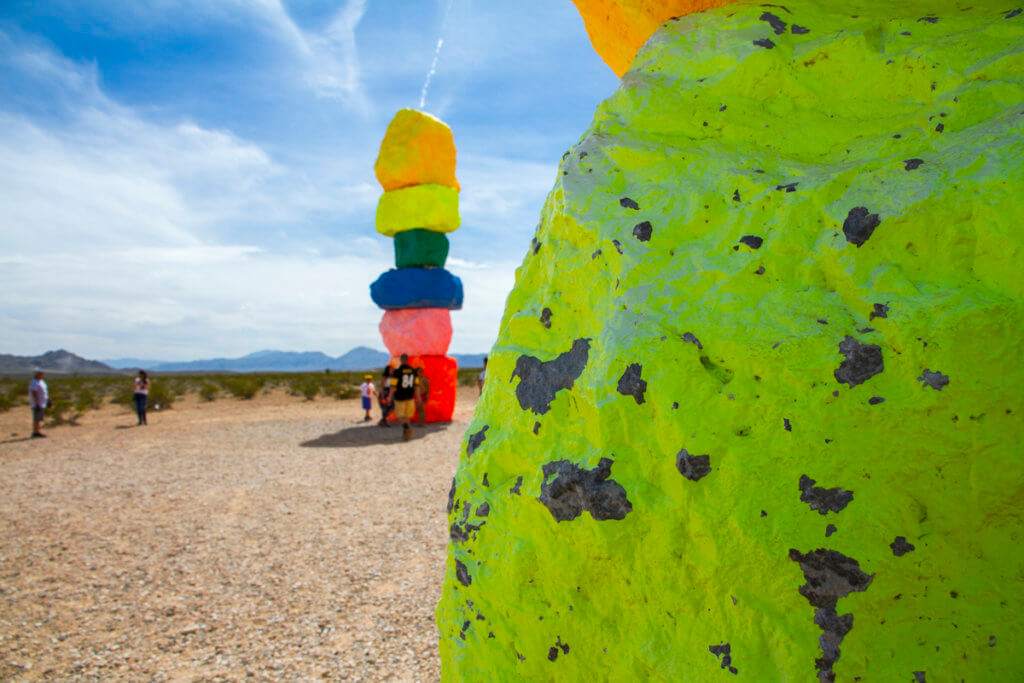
[300,422,451,448]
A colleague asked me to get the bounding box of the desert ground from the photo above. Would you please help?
[0,386,476,681]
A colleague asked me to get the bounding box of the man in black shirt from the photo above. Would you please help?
[390,354,420,441]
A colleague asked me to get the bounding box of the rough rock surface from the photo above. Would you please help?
[438,1,1024,680]
[375,184,460,237]
[379,308,453,357]
[570,0,739,75]
[374,108,459,191]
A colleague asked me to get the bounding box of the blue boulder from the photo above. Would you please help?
[370,267,463,310]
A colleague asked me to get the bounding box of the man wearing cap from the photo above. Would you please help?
[28,369,49,438]
[359,374,377,422]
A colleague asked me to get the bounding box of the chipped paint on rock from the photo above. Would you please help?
[439,1,1024,680]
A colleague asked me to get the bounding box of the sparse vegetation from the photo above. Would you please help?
[199,382,219,402]
[220,376,265,400]
[0,368,390,428]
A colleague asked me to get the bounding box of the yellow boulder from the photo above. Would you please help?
[374,108,460,192]
[570,0,739,76]
[375,184,460,237]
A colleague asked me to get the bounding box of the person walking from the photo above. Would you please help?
[28,369,49,438]
[390,354,419,441]
[377,366,394,426]
[359,374,376,421]
[133,370,150,425]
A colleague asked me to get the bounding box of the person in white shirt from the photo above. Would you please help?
[359,374,376,422]
[133,370,151,425]
[28,369,49,438]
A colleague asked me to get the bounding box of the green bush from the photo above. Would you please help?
[111,385,134,407]
[199,382,219,402]
[294,377,321,401]
[74,386,102,414]
[221,376,263,400]
[320,380,359,400]
[48,397,75,426]
[147,382,175,410]
[0,381,24,411]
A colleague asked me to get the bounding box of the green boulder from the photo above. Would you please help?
[395,228,450,268]
[438,1,1024,680]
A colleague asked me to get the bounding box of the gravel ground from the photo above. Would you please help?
[0,386,473,681]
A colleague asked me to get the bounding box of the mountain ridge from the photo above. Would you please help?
[2,347,488,376]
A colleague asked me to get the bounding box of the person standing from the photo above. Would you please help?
[477,356,488,395]
[390,354,419,441]
[133,370,150,425]
[359,374,376,422]
[377,366,394,426]
[28,369,49,438]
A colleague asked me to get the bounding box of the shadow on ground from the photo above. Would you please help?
[300,422,452,448]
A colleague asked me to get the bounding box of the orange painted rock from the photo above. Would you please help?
[379,308,453,357]
[375,108,460,192]
[570,0,739,75]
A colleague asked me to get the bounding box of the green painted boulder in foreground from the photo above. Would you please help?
[438,1,1024,680]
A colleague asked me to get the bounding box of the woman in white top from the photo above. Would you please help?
[133,370,151,425]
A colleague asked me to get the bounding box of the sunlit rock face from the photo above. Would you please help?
[437,2,1024,680]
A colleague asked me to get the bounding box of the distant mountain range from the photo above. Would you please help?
[1,347,487,377]
[104,348,488,372]
[0,349,120,376]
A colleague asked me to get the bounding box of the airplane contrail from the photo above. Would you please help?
[419,0,455,109]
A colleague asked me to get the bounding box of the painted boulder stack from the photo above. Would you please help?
[370,109,462,422]
[437,1,1024,681]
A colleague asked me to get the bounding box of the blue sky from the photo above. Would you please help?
[0,0,618,360]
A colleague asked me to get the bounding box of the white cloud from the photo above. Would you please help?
[447,257,489,270]
[243,0,368,104]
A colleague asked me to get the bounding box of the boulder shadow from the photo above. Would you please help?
[300,422,451,448]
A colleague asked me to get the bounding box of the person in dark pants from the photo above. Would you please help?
[390,354,419,441]
[377,366,395,426]
[132,370,150,425]
[28,369,49,438]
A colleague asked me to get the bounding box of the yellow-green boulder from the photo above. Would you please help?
[375,184,460,237]
[438,1,1024,680]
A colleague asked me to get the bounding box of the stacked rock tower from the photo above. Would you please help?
[370,109,463,423]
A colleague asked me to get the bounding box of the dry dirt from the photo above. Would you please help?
[0,386,476,681]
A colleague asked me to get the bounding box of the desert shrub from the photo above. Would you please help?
[458,368,483,387]
[0,382,18,412]
[147,382,176,410]
[162,378,189,397]
[47,397,75,426]
[199,382,219,402]
[292,377,321,401]
[319,380,359,400]
[335,384,359,400]
[45,384,75,425]
[74,386,102,413]
[221,376,263,400]
[110,385,135,407]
